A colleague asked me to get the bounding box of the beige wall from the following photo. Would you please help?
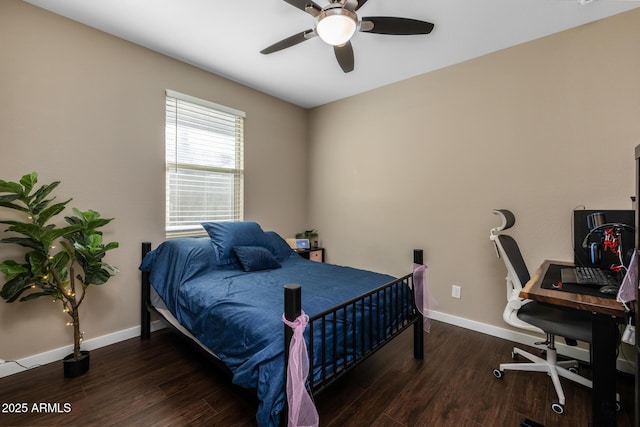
[308,9,640,329]
[0,1,308,361]
[2,0,639,363]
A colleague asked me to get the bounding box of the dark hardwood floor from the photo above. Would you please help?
[0,321,634,426]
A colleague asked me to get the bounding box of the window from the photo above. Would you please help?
[165,90,245,236]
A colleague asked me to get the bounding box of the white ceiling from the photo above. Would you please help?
[24,0,640,109]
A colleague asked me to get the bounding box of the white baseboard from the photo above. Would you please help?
[429,310,636,375]
[1,312,634,379]
[0,321,166,379]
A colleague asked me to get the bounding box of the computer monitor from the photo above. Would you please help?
[573,209,635,268]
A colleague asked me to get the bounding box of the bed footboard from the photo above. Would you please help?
[283,249,424,397]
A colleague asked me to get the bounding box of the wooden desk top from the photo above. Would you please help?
[520,260,626,318]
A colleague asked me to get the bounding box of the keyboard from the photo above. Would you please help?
[574,266,619,287]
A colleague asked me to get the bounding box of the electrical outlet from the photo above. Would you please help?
[451,285,461,299]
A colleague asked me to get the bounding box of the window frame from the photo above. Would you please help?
[165,89,245,237]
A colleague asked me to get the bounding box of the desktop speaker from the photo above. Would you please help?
[589,241,602,264]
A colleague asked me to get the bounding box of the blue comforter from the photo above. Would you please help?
[140,237,403,426]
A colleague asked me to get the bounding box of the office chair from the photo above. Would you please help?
[489,209,593,415]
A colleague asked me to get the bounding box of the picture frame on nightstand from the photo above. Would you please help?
[295,239,310,249]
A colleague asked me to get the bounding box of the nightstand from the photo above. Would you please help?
[296,247,324,263]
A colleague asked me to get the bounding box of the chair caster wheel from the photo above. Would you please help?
[493,369,504,379]
[551,402,564,414]
[511,351,518,360]
[568,366,579,374]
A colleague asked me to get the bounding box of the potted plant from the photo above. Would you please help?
[0,172,118,377]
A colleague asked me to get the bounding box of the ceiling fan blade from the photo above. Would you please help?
[282,0,322,15]
[334,42,354,73]
[360,17,435,35]
[355,0,369,10]
[261,30,316,54]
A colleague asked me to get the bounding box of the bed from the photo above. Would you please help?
[139,222,424,426]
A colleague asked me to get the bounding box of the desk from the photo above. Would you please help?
[521,260,625,427]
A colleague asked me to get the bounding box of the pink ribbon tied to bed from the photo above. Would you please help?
[282,311,319,427]
[413,263,434,333]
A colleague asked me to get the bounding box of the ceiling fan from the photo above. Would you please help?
[260,0,435,73]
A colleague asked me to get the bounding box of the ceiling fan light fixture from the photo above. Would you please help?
[316,8,357,46]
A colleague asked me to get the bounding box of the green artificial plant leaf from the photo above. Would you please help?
[35,200,71,227]
[19,172,38,195]
[0,260,29,281]
[29,181,61,210]
[0,180,23,194]
[0,274,34,302]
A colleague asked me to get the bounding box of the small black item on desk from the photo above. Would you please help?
[599,285,619,295]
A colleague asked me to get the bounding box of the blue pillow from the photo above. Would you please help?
[233,246,281,272]
[264,231,294,261]
[202,221,270,265]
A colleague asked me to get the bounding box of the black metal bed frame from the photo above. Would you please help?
[141,242,424,419]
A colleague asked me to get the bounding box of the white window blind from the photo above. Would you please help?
[165,90,245,236]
